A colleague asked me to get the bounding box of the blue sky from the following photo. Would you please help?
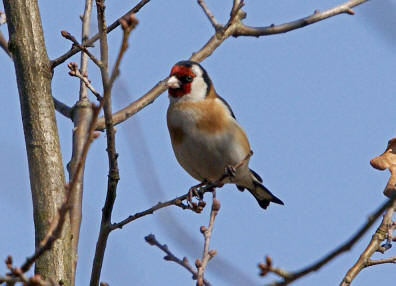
[1,0,395,285]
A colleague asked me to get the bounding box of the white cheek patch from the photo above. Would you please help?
[184,64,207,102]
[168,64,208,104]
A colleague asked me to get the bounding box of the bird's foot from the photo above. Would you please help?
[187,181,207,213]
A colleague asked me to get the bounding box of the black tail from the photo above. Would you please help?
[250,181,284,210]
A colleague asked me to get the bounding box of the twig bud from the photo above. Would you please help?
[5,256,12,266]
[195,258,202,268]
[208,249,217,257]
[144,234,155,245]
[200,226,207,234]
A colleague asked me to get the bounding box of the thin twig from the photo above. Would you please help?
[196,193,220,286]
[61,30,102,68]
[340,197,396,286]
[0,31,11,58]
[145,234,211,286]
[89,8,138,286]
[111,151,252,230]
[51,0,150,69]
[197,0,221,31]
[79,0,94,101]
[52,97,73,118]
[109,14,138,86]
[68,1,95,277]
[233,0,367,37]
[365,256,396,267]
[68,62,102,100]
[264,196,396,286]
[110,194,193,230]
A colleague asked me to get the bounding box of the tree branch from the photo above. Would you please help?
[89,9,138,286]
[61,30,103,68]
[197,0,221,31]
[95,0,368,131]
[53,96,73,118]
[68,61,102,101]
[265,196,396,286]
[145,234,211,286]
[50,0,150,69]
[365,256,396,267]
[196,193,220,286]
[111,151,252,230]
[233,0,366,37]
[340,197,396,286]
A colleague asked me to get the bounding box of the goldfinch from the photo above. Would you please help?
[166,60,283,209]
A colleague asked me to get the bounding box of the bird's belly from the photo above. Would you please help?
[172,129,246,182]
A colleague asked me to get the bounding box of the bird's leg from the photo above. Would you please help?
[187,180,208,213]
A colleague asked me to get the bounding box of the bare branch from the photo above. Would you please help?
[112,151,252,230]
[109,13,138,86]
[0,31,11,58]
[266,196,396,286]
[234,0,368,37]
[110,194,194,230]
[79,0,94,100]
[145,234,211,286]
[61,30,102,68]
[197,0,221,31]
[68,0,95,273]
[52,96,73,118]
[51,0,151,69]
[68,62,102,101]
[365,256,396,267]
[89,7,138,286]
[196,193,220,286]
[96,0,368,130]
[340,197,396,285]
[20,99,102,274]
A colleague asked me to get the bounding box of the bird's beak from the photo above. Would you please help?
[166,76,181,89]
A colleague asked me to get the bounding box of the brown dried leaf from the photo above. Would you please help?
[370,138,396,197]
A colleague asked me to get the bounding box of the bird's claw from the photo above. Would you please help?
[187,182,207,213]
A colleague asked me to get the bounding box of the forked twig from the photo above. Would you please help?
[145,234,211,286]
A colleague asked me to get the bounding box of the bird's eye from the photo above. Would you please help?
[185,75,193,82]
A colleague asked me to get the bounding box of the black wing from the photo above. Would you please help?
[217,94,236,119]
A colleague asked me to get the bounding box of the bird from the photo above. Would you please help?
[166,60,284,209]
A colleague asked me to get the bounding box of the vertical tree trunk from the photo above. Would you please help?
[3,0,74,284]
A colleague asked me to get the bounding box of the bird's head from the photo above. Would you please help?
[166,61,212,102]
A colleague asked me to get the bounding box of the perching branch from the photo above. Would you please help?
[145,234,211,286]
[112,151,253,230]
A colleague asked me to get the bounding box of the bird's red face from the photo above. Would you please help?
[167,64,196,98]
